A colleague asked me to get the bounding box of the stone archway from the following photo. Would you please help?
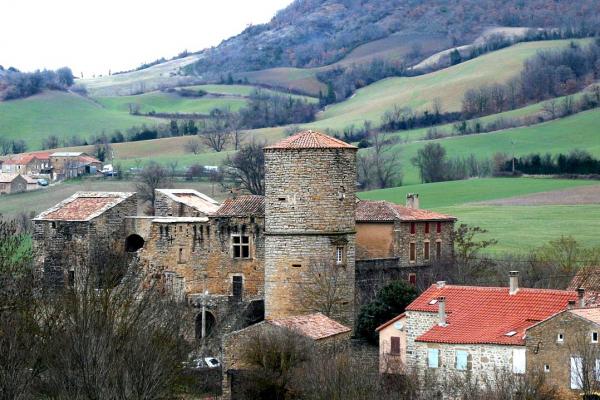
[125,234,145,252]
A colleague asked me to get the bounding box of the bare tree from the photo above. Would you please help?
[201,108,231,152]
[358,130,401,189]
[222,140,265,195]
[135,162,172,214]
[568,331,600,397]
[167,161,179,179]
[542,99,559,119]
[184,138,202,154]
[452,224,498,284]
[297,257,349,320]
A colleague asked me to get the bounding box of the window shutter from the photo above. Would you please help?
[512,348,526,374]
[391,337,400,355]
[428,349,439,368]
[456,350,468,370]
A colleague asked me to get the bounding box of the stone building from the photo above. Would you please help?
[49,152,102,179]
[33,192,137,287]
[0,173,28,194]
[376,313,407,374]
[263,130,358,326]
[525,304,600,392]
[154,188,220,217]
[396,272,578,386]
[1,152,51,175]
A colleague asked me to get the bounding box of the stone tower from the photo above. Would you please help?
[263,130,357,326]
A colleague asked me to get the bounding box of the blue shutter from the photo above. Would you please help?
[428,349,439,368]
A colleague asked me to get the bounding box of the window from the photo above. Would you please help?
[571,356,583,389]
[232,234,250,258]
[178,248,185,263]
[409,243,416,262]
[408,273,417,286]
[557,333,564,343]
[68,270,75,287]
[336,247,345,265]
[593,332,598,343]
[436,222,442,233]
[390,336,400,355]
[410,222,416,234]
[428,349,439,368]
[455,350,469,371]
[425,223,430,234]
[544,364,550,373]
[292,264,302,268]
[424,241,430,261]
[512,348,526,374]
[232,276,243,297]
[436,241,442,258]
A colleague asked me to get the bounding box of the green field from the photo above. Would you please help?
[361,178,600,253]
[0,91,161,149]
[96,91,248,114]
[313,39,590,130]
[183,84,318,103]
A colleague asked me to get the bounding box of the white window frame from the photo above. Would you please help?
[557,333,564,343]
[592,331,598,343]
[336,246,345,265]
[544,364,550,373]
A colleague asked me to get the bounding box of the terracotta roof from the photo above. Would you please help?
[406,284,577,345]
[376,313,406,332]
[22,175,38,184]
[0,173,22,183]
[35,192,135,221]
[264,130,357,150]
[78,155,102,165]
[570,307,600,325]
[568,267,600,291]
[156,189,219,215]
[268,313,351,340]
[215,195,265,217]
[3,153,44,165]
[356,200,456,222]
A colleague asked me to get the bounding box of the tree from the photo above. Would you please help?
[222,140,265,195]
[449,49,462,65]
[568,331,600,397]
[42,135,60,150]
[358,130,401,190]
[56,66,74,87]
[297,258,349,320]
[356,281,417,343]
[135,162,172,214]
[184,138,202,154]
[202,109,231,152]
[452,224,498,283]
[411,143,448,183]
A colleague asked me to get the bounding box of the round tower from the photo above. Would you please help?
[263,130,357,326]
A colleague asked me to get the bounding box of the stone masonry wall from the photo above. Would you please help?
[526,311,598,392]
[394,220,454,268]
[154,191,206,217]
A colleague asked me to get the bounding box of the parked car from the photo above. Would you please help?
[204,357,220,368]
[37,178,49,186]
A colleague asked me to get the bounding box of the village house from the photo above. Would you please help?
[0,173,28,195]
[380,272,579,388]
[49,152,102,179]
[376,313,407,374]
[525,304,600,393]
[1,152,52,175]
[22,175,39,191]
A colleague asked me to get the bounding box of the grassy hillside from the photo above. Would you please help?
[313,39,589,130]
[96,91,248,114]
[360,178,600,253]
[184,84,317,103]
[0,91,160,149]
[395,108,600,185]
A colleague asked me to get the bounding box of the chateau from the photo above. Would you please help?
[33,130,456,349]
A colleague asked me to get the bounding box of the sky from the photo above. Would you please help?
[0,0,294,78]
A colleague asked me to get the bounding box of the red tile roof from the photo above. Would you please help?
[35,192,135,221]
[356,200,456,222]
[406,284,577,345]
[0,173,22,183]
[570,307,600,325]
[264,130,357,150]
[376,313,406,332]
[568,267,600,291]
[215,195,265,217]
[268,313,351,340]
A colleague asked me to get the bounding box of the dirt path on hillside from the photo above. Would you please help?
[475,184,600,206]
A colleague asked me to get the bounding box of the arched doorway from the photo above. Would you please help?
[195,311,216,339]
[125,234,145,252]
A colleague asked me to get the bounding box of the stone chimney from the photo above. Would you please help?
[437,296,447,326]
[406,193,420,209]
[509,271,519,295]
[568,300,577,310]
[436,281,446,289]
[577,288,585,308]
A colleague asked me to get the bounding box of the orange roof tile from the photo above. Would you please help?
[406,284,577,345]
[268,313,351,340]
[215,195,265,217]
[264,130,357,150]
[35,192,135,221]
[356,200,456,222]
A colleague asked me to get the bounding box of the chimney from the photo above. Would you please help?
[437,296,447,326]
[406,193,420,209]
[509,271,519,295]
[577,288,585,308]
[436,281,446,289]
[568,300,577,310]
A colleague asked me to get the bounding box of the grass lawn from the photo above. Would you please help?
[0,91,161,150]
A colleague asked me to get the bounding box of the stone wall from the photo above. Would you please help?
[526,311,597,392]
[154,190,208,217]
[393,220,454,268]
[264,147,357,327]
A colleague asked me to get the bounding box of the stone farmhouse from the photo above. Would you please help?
[526,305,600,393]
[1,152,52,175]
[0,173,28,195]
[379,272,580,386]
[32,130,457,353]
